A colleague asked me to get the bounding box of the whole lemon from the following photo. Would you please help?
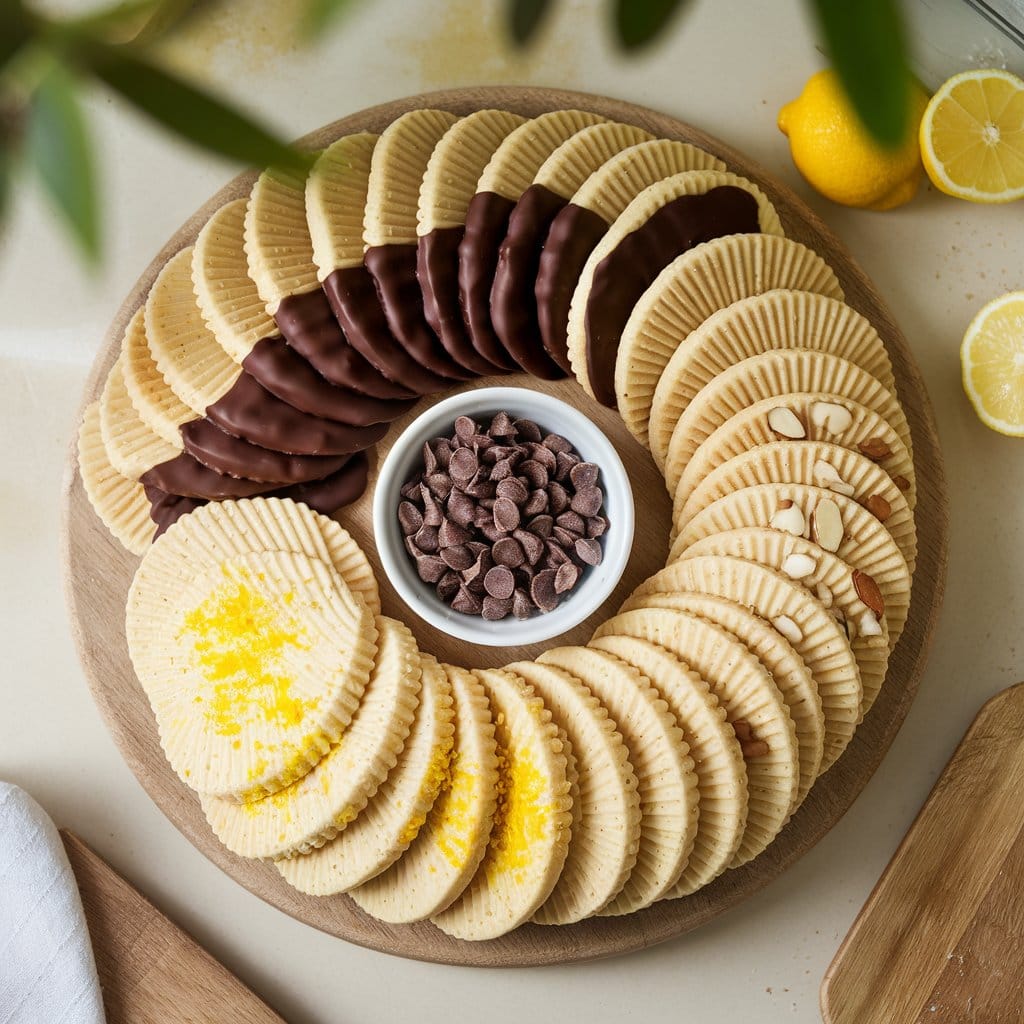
[778,69,929,210]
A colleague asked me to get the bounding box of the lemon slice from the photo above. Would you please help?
[961,292,1024,436]
[920,69,1024,203]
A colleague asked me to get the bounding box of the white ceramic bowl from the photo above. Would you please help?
[373,387,635,647]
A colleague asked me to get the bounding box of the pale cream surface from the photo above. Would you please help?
[1,1,1023,1022]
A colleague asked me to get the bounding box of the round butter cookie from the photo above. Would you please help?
[417,108,527,376]
[201,616,421,858]
[615,591,823,804]
[661,350,913,498]
[675,440,917,573]
[121,307,192,447]
[626,556,861,772]
[126,548,377,800]
[78,401,155,555]
[99,352,181,481]
[678,392,916,513]
[145,247,243,415]
[139,496,380,617]
[509,660,642,924]
[565,170,783,405]
[192,198,279,363]
[678,529,894,715]
[431,668,572,940]
[648,289,896,468]
[537,646,697,915]
[591,609,799,867]
[616,235,844,450]
[671,487,911,645]
[350,663,499,923]
[276,654,454,894]
[585,635,748,897]
[465,109,605,378]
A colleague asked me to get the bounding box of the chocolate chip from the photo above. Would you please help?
[400,477,422,501]
[479,522,509,544]
[548,481,569,514]
[488,411,515,437]
[483,564,515,600]
[448,489,476,527]
[466,541,489,558]
[438,518,471,548]
[570,462,597,488]
[433,439,453,470]
[555,510,585,535]
[404,535,422,560]
[528,514,553,538]
[450,586,482,615]
[523,489,548,516]
[492,536,525,567]
[449,447,478,485]
[530,569,559,612]
[542,433,572,454]
[398,500,423,535]
[545,540,569,566]
[463,472,495,499]
[513,528,544,565]
[519,459,548,489]
[417,555,448,583]
[586,515,608,538]
[554,561,580,594]
[422,441,438,476]
[528,443,557,473]
[440,544,474,571]
[454,415,476,441]
[420,485,443,526]
[515,418,542,442]
[425,473,453,499]
[512,589,533,619]
[551,525,577,548]
[436,571,460,602]
[489,457,514,481]
[493,496,521,531]
[570,486,603,517]
[482,595,513,621]
[495,477,528,505]
[574,537,603,565]
[414,524,439,553]
[554,451,579,481]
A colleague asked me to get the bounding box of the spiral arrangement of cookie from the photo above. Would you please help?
[80,104,916,941]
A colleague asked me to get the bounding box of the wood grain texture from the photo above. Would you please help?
[821,683,1024,1024]
[60,86,949,967]
[61,831,285,1024]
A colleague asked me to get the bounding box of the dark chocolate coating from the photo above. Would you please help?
[419,223,508,375]
[274,289,416,400]
[143,483,206,539]
[585,186,760,406]
[271,450,369,514]
[491,183,570,377]
[205,371,388,456]
[142,454,280,500]
[243,335,417,425]
[364,243,474,380]
[535,203,608,373]
[181,418,354,484]
[323,265,450,394]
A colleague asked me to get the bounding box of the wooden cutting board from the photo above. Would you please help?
[61,85,949,966]
[821,683,1024,1024]
[60,831,286,1024]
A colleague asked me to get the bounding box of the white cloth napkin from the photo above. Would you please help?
[0,783,106,1024]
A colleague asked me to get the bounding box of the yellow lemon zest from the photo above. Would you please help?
[398,737,454,846]
[484,748,552,886]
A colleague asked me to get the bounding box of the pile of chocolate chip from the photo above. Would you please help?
[397,412,608,621]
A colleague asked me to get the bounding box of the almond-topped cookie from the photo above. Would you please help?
[677,392,916,513]
[616,236,844,451]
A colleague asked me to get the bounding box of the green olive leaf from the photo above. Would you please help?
[507,0,554,45]
[302,0,360,37]
[85,44,310,171]
[809,0,912,148]
[27,63,100,262]
[613,0,692,50]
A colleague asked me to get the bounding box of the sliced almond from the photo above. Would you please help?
[769,503,806,536]
[781,552,816,579]
[893,474,911,492]
[767,406,806,439]
[812,459,856,497]
[771,614,803,644]
[810,497,843,552]
[857,436,892,461]
[863,493,892,522]
[778,498,794,509]
[852,569,885,617]
[809,401,854,435]
[858,611,884,638]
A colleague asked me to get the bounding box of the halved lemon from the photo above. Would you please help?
[961,292,1024,436]
[920,69,1024,203]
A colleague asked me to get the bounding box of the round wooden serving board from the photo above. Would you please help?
[61,86,949,967]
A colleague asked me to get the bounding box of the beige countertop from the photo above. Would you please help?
[1,1,1022,1021]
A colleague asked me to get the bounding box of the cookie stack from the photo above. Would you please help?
[90,102,915,941]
